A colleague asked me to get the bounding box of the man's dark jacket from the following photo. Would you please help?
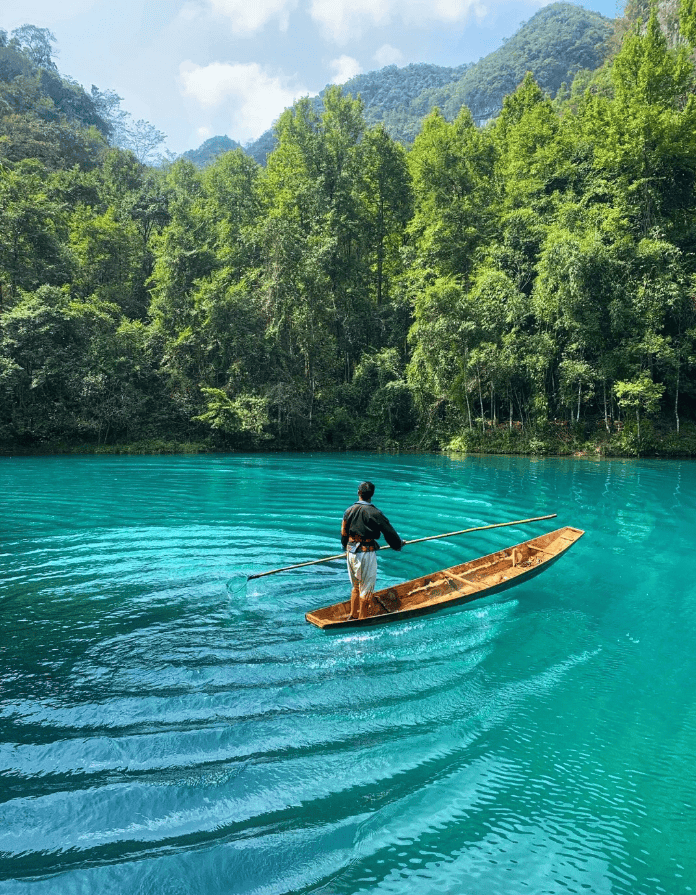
[341,500,402,552]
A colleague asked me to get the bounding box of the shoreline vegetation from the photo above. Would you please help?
[4,418,696,458]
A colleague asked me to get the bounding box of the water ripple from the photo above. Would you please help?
[1,454,696,894]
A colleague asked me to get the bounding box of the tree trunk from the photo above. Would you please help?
[309,376,314,428]
[464,347,472,429]
[376,196,384,306]
[603,380,610,434]
[514,385,525,431]
[675,344,681,434]
[477,365,484,433]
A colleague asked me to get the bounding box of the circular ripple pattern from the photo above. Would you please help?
[1,453,696,894]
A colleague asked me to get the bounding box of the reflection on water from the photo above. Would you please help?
[1,453,695,894]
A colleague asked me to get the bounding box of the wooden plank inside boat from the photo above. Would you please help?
[305,526,584,631]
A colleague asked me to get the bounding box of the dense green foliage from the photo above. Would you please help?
[3,9,696,456]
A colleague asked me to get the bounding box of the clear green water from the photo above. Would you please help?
[1,452,695,895]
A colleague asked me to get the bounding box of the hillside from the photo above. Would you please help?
[0,37,111,170]
[334,61,470,126]
[430,2,613,123]
[194,2,613,165]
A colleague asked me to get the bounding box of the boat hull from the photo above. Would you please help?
[305,526,584,632]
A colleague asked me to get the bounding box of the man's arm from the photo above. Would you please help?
[377,510,403,551]
[341,512,350,549]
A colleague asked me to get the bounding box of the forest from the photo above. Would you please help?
[2,5,696,456]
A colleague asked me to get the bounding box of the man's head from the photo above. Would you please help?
[358,481,375,501]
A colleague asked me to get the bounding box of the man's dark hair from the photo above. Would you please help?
[358,481,375,499]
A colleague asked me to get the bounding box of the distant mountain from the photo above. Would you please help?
[187,2,614,165]
[425,2,613,124]
[243,62,471,164]
[244,130,276,166]
[335,62,471,125]
[182,134,242,167]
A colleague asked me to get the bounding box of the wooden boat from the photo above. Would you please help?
[305,526,584,631]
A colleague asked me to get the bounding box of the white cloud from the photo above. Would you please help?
[425,0,488,23]
[374,44,404,67]
[310,0,487,41]
[310,0,390,41]
[207,0,297,33]
[178,3,202,23]
[330,55,362,84]
[178,60,306,141]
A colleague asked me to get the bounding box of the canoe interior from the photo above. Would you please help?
[305,526,584,631]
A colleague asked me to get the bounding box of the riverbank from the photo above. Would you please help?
[0,439,216,456]
[3,420,696,458]
[446,420,696,458]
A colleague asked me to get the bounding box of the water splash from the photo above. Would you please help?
[226,573,250,599]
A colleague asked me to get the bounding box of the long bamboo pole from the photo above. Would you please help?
[246,513,557,581]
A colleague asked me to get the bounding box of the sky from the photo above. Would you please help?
[2,0,622,156]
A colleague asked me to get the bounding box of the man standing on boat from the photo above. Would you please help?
[341,481,404,619]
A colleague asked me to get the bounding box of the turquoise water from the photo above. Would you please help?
[1,452,695,894]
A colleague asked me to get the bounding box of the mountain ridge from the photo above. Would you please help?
[187,2,614,166]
